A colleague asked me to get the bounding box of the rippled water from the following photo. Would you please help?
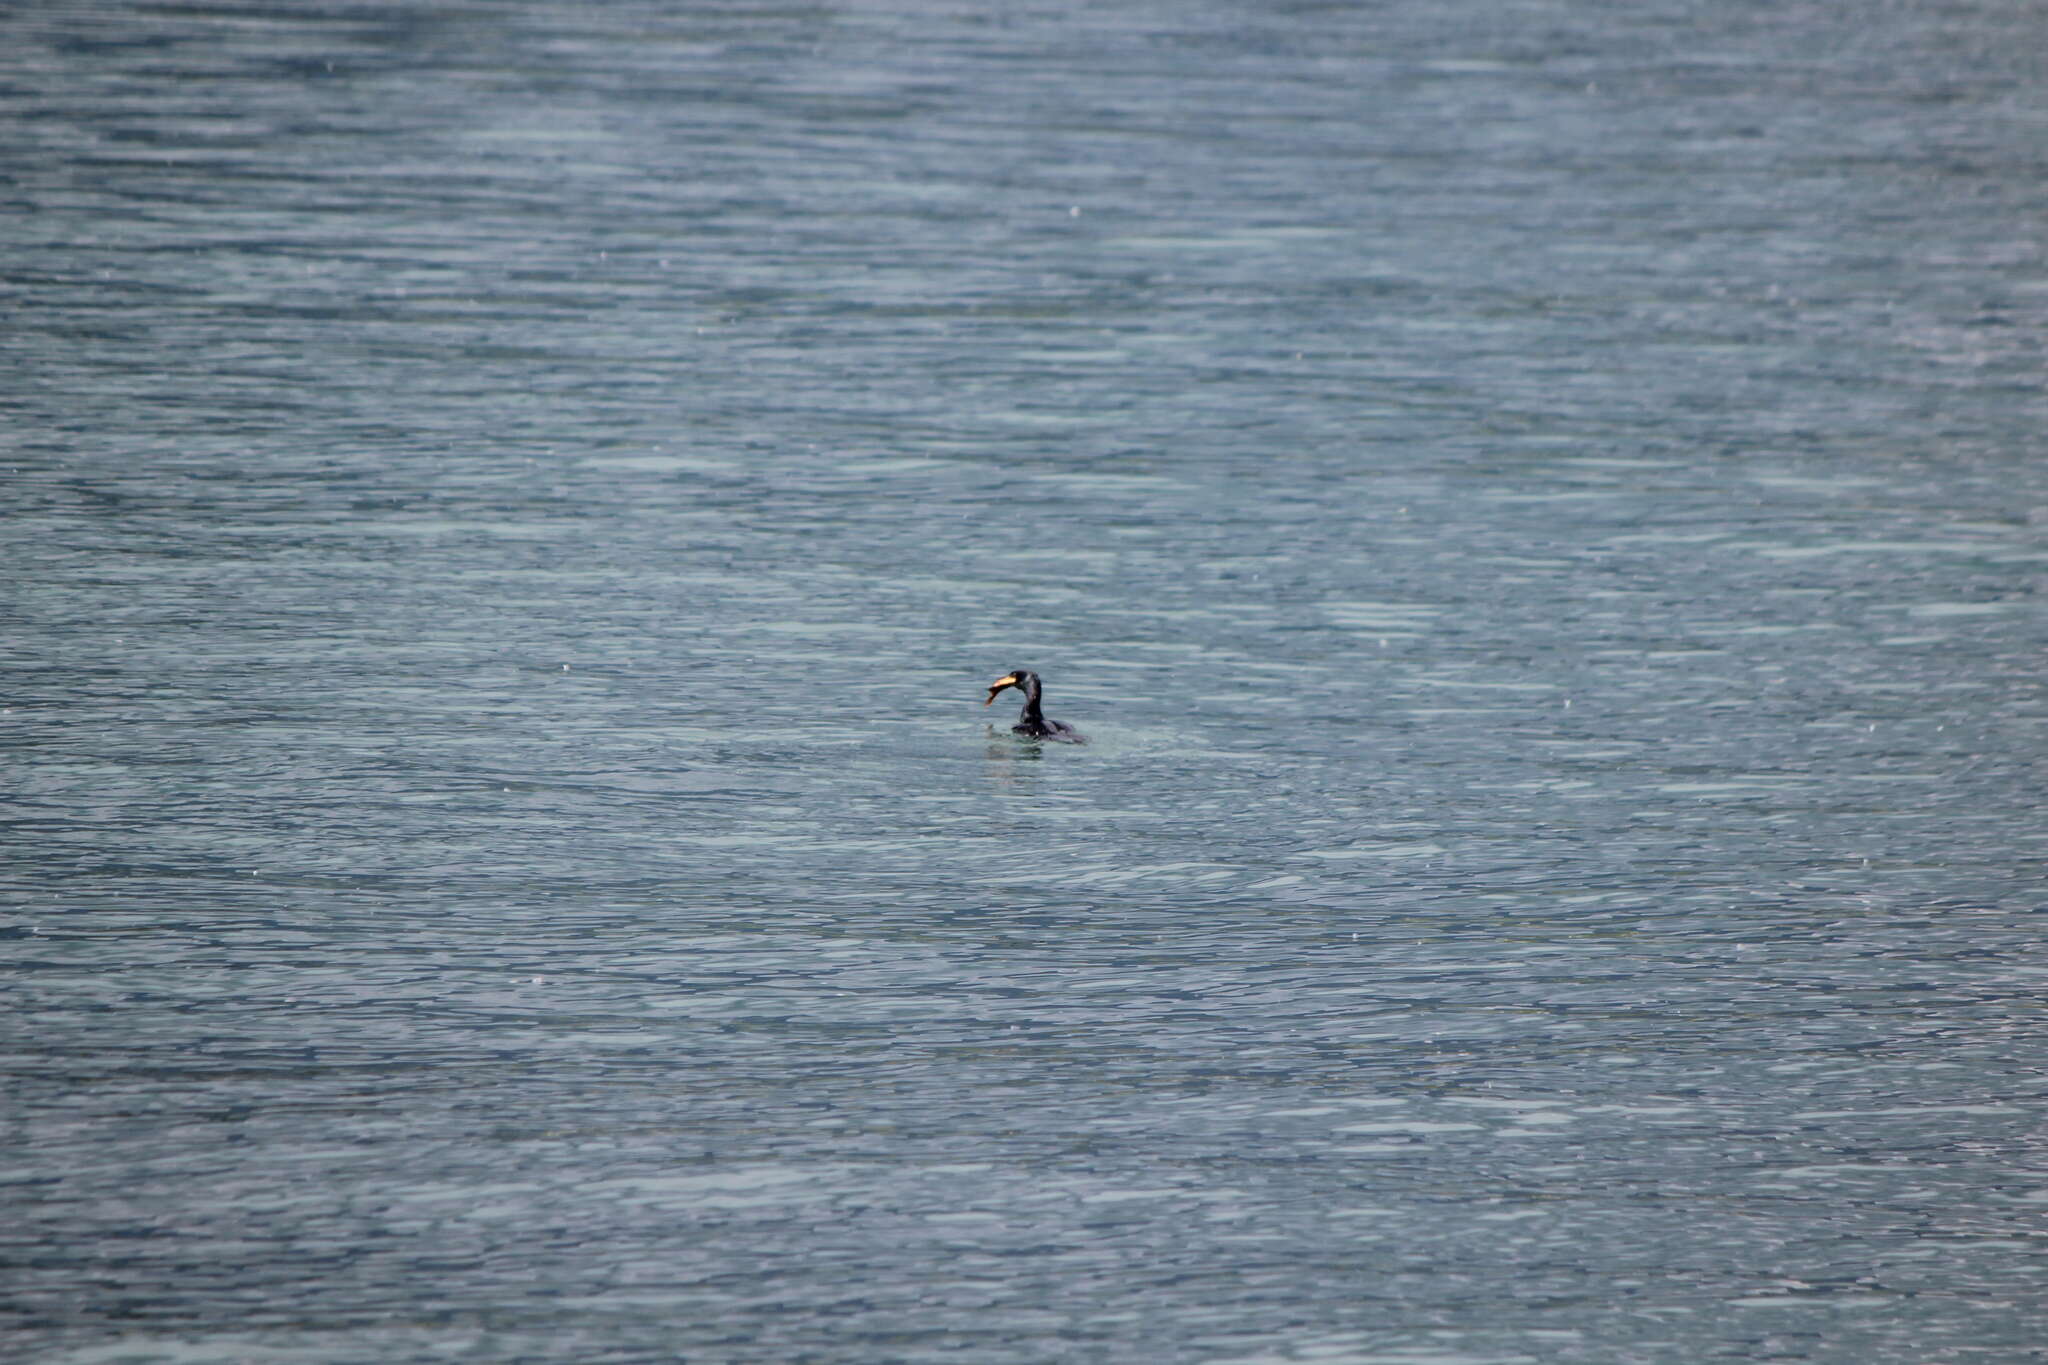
[7,2,2048,1361]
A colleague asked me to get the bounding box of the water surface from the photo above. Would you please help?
[6,2,2048,1361]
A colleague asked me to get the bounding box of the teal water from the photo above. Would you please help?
[6,2,2047,1361]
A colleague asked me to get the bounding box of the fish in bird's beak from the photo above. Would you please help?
[983,673,1020,706]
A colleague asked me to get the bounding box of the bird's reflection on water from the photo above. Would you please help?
[985,732,1048,784]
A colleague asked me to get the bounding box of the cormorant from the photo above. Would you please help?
[983,670,1086,744]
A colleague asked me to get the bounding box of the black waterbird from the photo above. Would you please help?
[983,669,1086,744]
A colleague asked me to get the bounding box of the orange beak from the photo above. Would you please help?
[983,673,1020,706]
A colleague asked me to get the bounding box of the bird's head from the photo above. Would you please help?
[983,670,1036,705]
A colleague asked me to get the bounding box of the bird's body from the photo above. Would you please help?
[983,669,1086,744]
